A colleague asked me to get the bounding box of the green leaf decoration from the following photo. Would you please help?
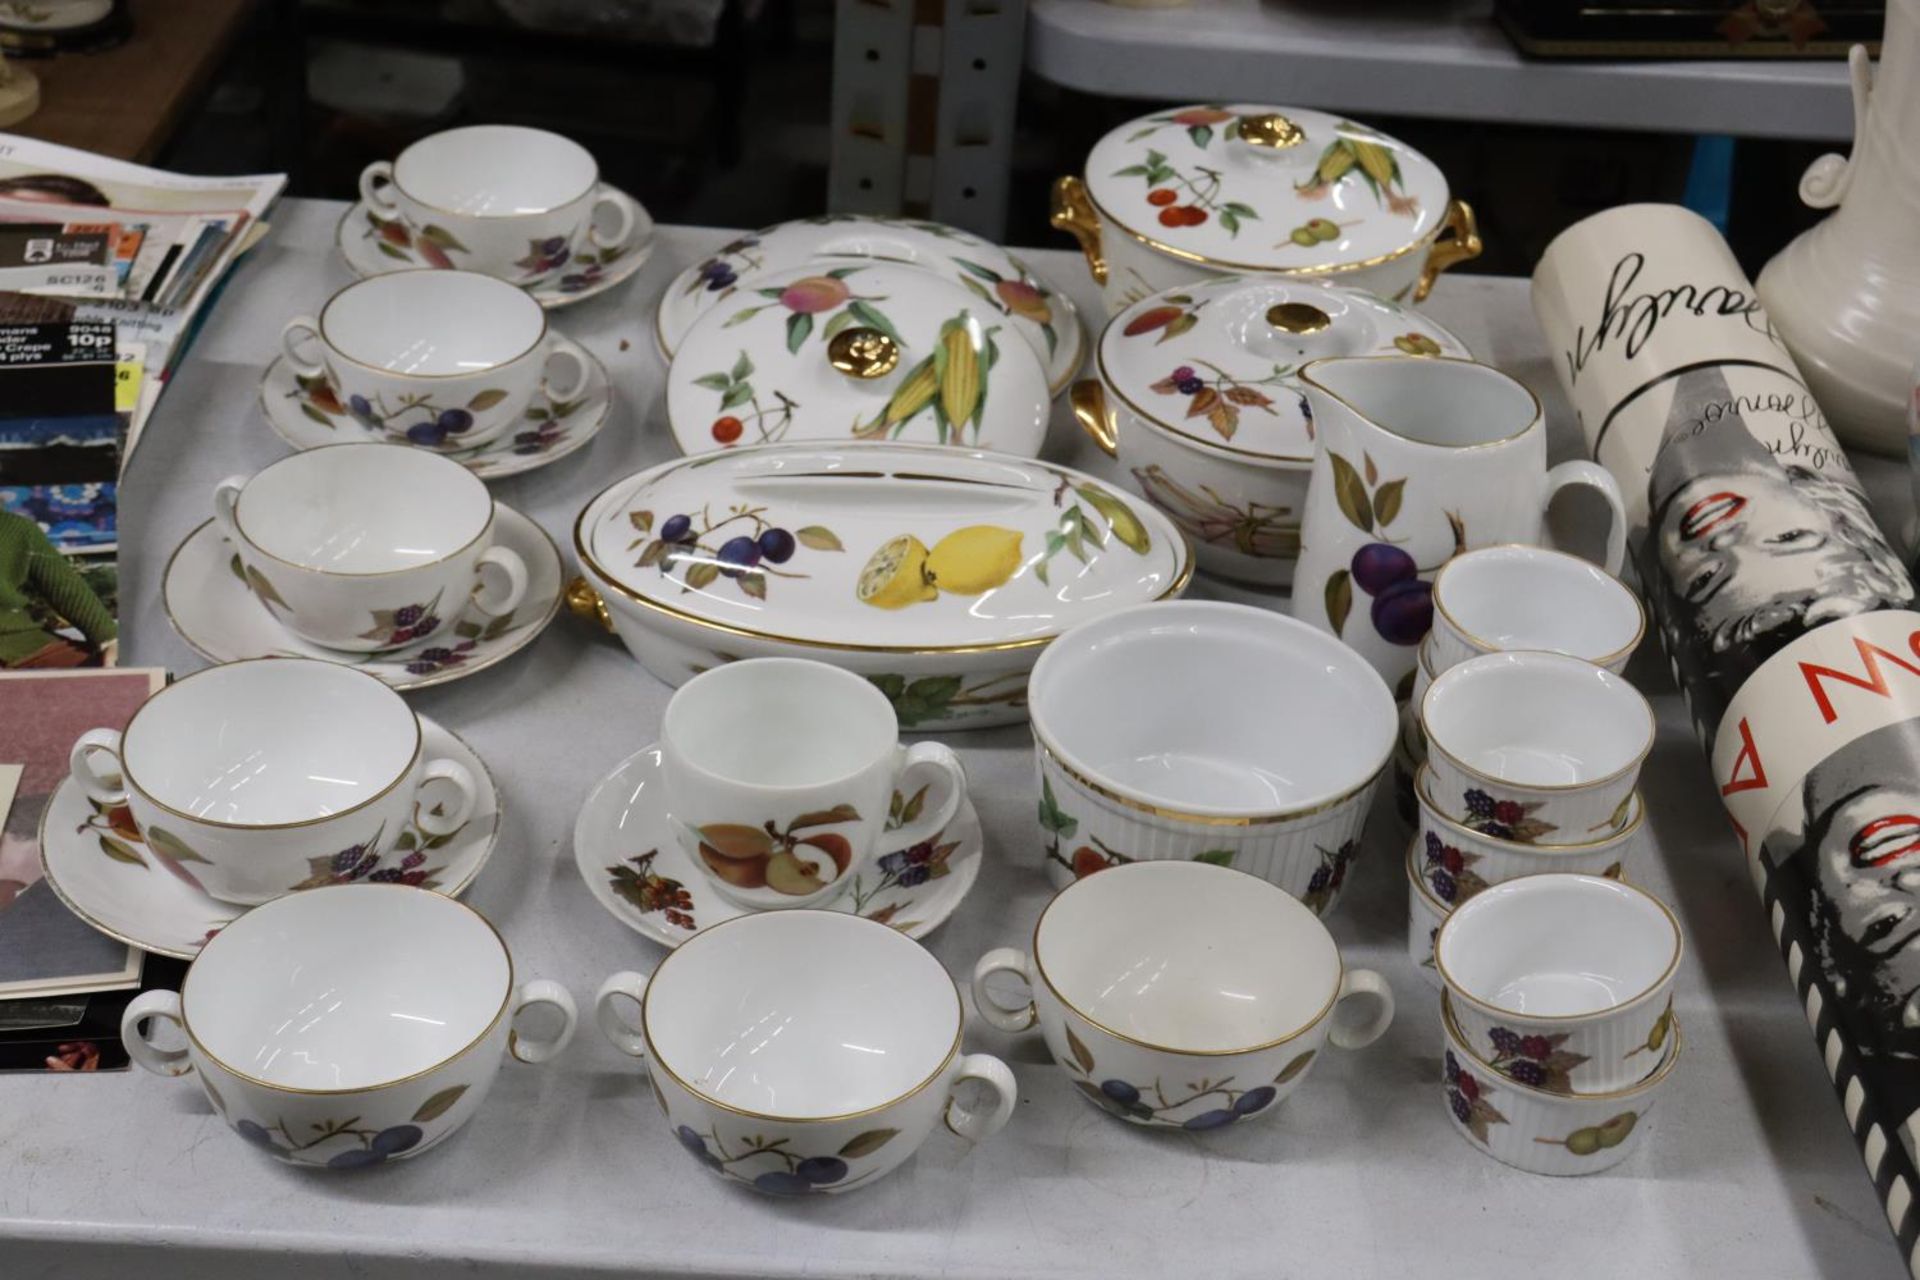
[825,266,863,280]
[454,619,484,640]
[1274,1049,1317,1085]
[792,804,862,829]
[395,830,420,852]
[957,274,998,310]
[1219,209,1240,236]
[467,389,510,412]
[637,539,669,569]
[898,784,929,827]
[837,1128,899,1159]
[951,258,1003,284]
[684,561,720,591]
[738,573,767,601]
[630,510,654,533]
[145,826,212,864]
[376,242,409,261]
[1038,777,1077,838]
[1111,164,1151,178]
[1192,849,1235,867]
[1188,124,1213,148]
[1065,1024,1097,1075]
[822,309,858,342]
[796,526,842,552]
[847,300,903,347]
[1374,478,1405,528]
[1328,453,1373,532]
[1324,569,1353,637]
[421,225,469,253]
[244,564,291,612]
[731,350,754,382]
[869,674,906,701]
[722,308,760,329]
[99,835,145,867]
[720,383,754,411]
[692,373,733,392]
[786,311,814,353]
[299,403,335,428]
[412,1084,469,1123]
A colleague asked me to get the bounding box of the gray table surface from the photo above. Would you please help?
[1027,0,1857,141]
[1,198,1909,1280]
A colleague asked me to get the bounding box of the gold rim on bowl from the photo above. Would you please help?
[1429,544,1645,671]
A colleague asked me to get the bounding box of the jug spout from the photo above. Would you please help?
[1297,356,1541,454]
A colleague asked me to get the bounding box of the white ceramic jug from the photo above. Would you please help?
[1291,357,1626,691]
[1757,1,1920,456]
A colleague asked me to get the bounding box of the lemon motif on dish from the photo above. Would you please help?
[858,535,938,609]
[857,525,1025,609]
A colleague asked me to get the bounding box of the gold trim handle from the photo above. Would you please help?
[1414,198,1482,304]
[1070,379,1118,458]
[1051,175,1107,287]
[566,575,614,633]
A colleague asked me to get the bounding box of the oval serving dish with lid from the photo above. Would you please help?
[657,213,1085,397]
[1072,275,1471,586]
[1053,104,1481,316]
[666,261,1054,459]
[567,441,1191,731]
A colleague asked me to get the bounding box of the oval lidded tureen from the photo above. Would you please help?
[1073,276,1471,587]
[666,262,1053,458]
[1053,104,1481,316]
[658,213,1085,395]
[567,442,1192,730]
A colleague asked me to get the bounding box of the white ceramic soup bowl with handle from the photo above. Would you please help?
[1420,650,1653,846]
[281,270,588,451]
[69,658,477,905]
[1428,544,1645,677]
[1027,600,1395,916]
[119,884,577,1167]
[1435,874,1682,1095]
[972,860,1392,1129]
[1441,989,1680,1176]
[360,125,642,286]
[215,443,528,653]
[595,910,1017,1196]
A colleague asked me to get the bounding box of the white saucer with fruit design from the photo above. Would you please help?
[573,745,982,948]
[259,337,612,482]
[335,190,651,308]
[162,502,562,691]
[37,717,500,959]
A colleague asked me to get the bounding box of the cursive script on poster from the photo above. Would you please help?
[1563,252,1781,385]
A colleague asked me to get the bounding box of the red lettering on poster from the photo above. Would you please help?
[1798,634,1920,725]
[1719,717,1769,797]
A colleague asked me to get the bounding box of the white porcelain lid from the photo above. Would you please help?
[1085,105,1448,273]
[579,443,1189,651]
[1098,278,1470,462]
[666,262,1052,458]
[657,214,1082,392]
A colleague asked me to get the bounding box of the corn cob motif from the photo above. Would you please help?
[853,311,997,444]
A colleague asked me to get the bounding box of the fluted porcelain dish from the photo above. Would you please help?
[568,443,1191,730]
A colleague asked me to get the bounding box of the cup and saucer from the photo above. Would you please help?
[260,269,614,481]
[335,124,652,308]
[163,444,564,691]
[40,660,503,959]
[573,660,984,948]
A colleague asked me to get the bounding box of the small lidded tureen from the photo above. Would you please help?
[1054,104,1480,316]
[665,260,1054,458]
[1073,274,1470,587]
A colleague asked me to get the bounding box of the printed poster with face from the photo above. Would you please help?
[1535,202,1920,1273]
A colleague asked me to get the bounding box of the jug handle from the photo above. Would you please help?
[1543,460,1627,577]
[1800,44,1871,209]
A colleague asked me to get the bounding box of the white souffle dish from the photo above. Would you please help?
[567,442,1191,732]
[1072,275,1469,586]
[1026,599,1395,914]
[666,261,1052,458]
[1053,104,1480,316]
[657,214,1085,396]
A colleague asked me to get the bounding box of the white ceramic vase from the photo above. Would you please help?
[1756,1,1920,456]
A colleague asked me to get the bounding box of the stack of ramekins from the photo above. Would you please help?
[1434,875,1682,1174]
[1397,546,1650,980]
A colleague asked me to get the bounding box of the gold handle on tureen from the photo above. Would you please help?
[827,327,901,380]
[1414,198,1482,304]
[1051,175,1107,287]
[565,576,614,633]
[1070,380,1118,458]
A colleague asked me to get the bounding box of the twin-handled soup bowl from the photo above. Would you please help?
[69,659,477,904]
[216,443,528,653]
[282,271,588,451]
[120,884,577,1167]
[1028,600,1396,914]
[1435,874,1681,1095]
[1420,651,1654,846]
[660,658,967,911]
[596,911,1017,1195]
[973,860,1393,1129]
[360,125,644,287]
